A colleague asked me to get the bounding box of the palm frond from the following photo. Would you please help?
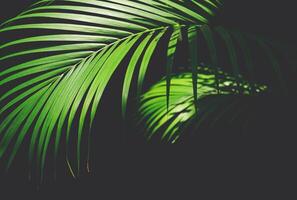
[139,68,268,142]
[139,24,294,142]
[0,0,220,177]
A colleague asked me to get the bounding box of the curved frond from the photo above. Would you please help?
[0,0,220,177]
[139,24,293,142]
[139,68,268,142]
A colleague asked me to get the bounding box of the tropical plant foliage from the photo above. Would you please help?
[139,24,294,142]
[139,67,268,143]
[0,0,294,179]
[0,0,222,177]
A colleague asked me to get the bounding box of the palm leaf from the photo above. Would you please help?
[0,0,220,177]
[139,24,293,142]
[139,68,268,142]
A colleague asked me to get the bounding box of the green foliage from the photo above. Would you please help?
[0,0,220,177]
[0,0,293,179]
[139,67,267,142]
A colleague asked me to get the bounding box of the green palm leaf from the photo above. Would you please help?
[139,24,293,142]
[139,68,268,142]
[0,0,221,177]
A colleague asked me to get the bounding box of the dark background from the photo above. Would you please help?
[0,0,296,198]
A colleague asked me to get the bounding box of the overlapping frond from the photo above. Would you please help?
[139,68,268,142]
[139,24,292,142]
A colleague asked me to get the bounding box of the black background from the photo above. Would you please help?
[0,0,296,198]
